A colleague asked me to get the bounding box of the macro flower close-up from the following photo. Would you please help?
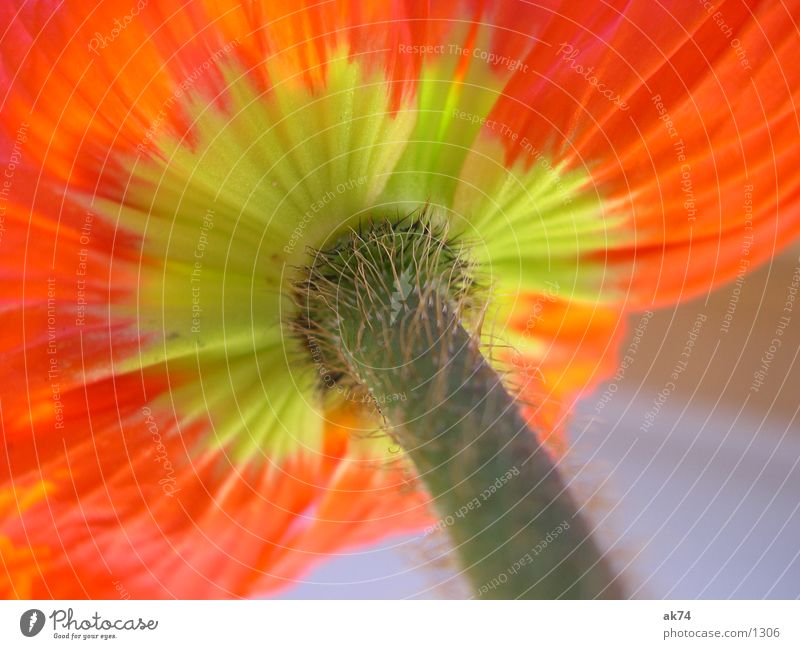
[1,0,799,603]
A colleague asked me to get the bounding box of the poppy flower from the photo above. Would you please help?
[1,1,798,598]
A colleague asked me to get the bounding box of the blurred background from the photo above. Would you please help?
[279,243,800,599]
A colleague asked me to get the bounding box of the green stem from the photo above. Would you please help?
[296,220,623,599]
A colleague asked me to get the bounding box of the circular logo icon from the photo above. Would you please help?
[20,609,45,637]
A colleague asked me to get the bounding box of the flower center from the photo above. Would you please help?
[292,212,479,405]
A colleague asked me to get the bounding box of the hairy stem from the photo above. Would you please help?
[295,220,623,599]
